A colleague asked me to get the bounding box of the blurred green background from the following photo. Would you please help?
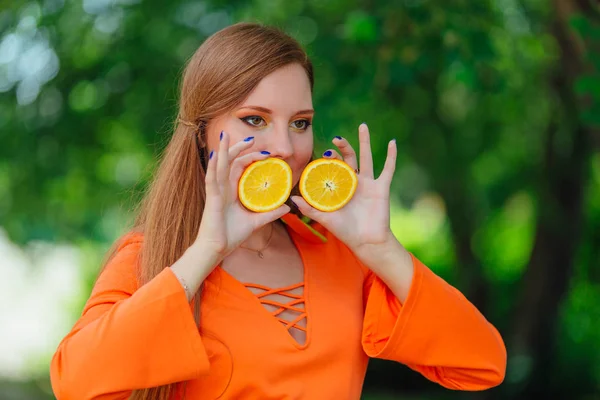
[1,0,599,399]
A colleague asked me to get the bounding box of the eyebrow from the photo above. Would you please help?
[239,105,315,116]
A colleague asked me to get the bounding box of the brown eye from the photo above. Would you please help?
[242,116,266,127]
[291,119,311,130]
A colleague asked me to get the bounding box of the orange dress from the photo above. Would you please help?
[50,214,506,400]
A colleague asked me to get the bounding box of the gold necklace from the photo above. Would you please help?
[239,224,274,258]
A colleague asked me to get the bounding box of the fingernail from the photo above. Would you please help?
[244,136,254,142]
[209,150,214,159]
[220,131,224,141]
[392,138,396,142]
[334,136,342,140]
[291,199,298,208]
[323,150,332,157]
[361,122,367,126]
[260,150,270,155]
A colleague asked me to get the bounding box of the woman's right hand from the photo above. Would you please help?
[194,131,291,261]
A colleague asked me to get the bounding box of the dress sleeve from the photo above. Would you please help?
[50,235,210,400]
[361,253,507,391]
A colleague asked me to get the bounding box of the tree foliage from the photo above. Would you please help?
[0,0,599,398]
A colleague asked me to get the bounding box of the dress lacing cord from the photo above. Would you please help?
[244,282,307,332]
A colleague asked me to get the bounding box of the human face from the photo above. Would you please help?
[205,63,314,186]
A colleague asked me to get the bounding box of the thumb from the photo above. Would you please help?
[291,195,326,222]
[255,204,292,227]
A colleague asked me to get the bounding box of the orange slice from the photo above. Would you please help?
[299,158,358,212]
[238,158,293,212]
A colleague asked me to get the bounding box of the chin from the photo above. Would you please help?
[291,174,301,187]
[288,157,311,183]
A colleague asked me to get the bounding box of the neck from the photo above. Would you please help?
[242,222,275,250]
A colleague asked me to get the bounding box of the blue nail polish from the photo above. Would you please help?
[244,136,254,142]
[323,150,332,157]
[361,122,367,126]
[209,150,214,159]
[219,131,223,141]
[260,150,270,155]
[291,199,298,208]
[334,136,342,140]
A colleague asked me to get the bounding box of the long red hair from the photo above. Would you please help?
[100,23,313,400]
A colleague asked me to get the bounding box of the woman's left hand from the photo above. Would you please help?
[291,123,404,265]
[292,123,414,301]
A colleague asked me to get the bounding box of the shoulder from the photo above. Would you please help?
[94,231,145,293]
[106,230,144,264]
[105,230,144,267]
[115,230,144,251]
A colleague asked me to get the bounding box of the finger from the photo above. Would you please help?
[254,204,291,226]
[378,139,397,184]
[291,195,328,223]
[216,131,230,188]
[332,136,359,171]
[358,123,374,179]
[322,149,342,160]
[229,151,272,194]
[228,136,255,162]
[204,149,220,197]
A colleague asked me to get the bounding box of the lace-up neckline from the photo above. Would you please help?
[245,282,307,331]
[211,216,321,348]
[244,282,307,345]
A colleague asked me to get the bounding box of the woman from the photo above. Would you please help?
[50,22,506,400]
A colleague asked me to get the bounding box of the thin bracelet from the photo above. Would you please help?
[177,275,192,299]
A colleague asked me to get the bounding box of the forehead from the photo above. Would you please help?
[240,63,313,112]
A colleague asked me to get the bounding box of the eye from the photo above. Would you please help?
[241,115,266,127]
[291,119,311,131]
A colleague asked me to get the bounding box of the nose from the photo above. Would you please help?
[268,125,294,159]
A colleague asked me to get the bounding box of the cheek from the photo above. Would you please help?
[205,128,219,152]
[289,133,313,183]
[292,134,313,163]
[205,119,246,151]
